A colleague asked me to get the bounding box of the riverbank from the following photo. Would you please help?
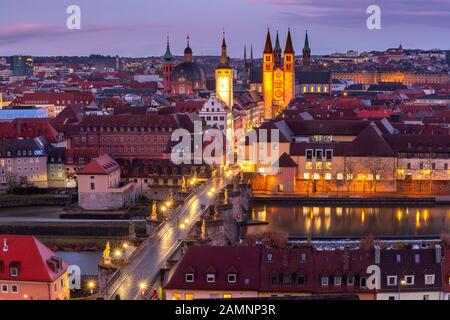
[38,236,119,252]
[252,192,450,204]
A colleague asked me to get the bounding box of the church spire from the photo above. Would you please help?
[219,30,229,68]
[303,30,310,51]
[302,30,311,67]
[263,29,273,54]
[163,33,173,62]
[284,28,294,54]
[184,34,193,62]
[274,31,281,53]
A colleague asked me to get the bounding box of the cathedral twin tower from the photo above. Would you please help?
[263,29,295,119]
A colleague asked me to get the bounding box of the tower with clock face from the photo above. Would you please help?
[215,33,234,108]
[262,29,296,119]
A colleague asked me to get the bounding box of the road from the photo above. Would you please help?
[103,172,234,300]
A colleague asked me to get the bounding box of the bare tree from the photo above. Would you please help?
[363,158,391,193]
[340,156,359,193]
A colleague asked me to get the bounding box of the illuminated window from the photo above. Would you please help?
[324,86,328,93]
[303,173,310,180]
[303,86,307,93]
[185,293,194,300]
[337,173,344,180]
[317,87,321,93]
[306,162,313,170]
[313,173,320,180]
[172,294,181,300]
[223,294,232,299]
[368,174,374,181]
[325,173,332,180]
[316,162,322,170]
[325,162,332,170]
[346,174,353,180]
[376,174,381,181]
[310,87,314,93]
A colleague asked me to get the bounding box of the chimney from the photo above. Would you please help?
[374,246,381,265]
[435,244,442,264]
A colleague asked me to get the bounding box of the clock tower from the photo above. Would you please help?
[215,32,234,108]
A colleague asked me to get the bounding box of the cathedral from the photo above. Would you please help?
[262,29,295,119]
[162,36,206,96]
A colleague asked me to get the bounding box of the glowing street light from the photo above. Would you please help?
[179,223,186,230]
[138,281,149,296]
[166,201,172,207]
[122,242,128,250]
[184,218,189,224]
[87,280,96,295]
[114,249,122,258]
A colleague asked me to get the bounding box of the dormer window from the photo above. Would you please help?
[185,273,194,283]
[404,275,415,285]
[10,267,18,277]
[425,274,435,285]
[206,273,215,283]
[227,274,237,283]
[267,253,273,262]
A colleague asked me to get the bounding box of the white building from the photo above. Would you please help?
[199,96,233,134]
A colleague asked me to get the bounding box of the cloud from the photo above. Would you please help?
[249,0,450,28]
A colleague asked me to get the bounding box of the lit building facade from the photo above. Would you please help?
[262,29,295,119]
[215,34,234,108]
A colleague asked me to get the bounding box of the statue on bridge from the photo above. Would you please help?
[103,241,111,265]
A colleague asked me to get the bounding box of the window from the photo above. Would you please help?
[387,276,397,286]
[185,293,194,300]
[388,296,396,301]
[10,267,18,277]
[347,276,355,286]
[90,183,95,190]
[334,276,342,286]
[321,276,329,286]
[267,253,273,262]
[404,275,414,285]
[360,277,367,287]
[300,253,307,262]
[185,273,194,283]
[206,274,215,283]
[396,254,401,263]
[325,149,333,162]
[425,274,435,285]
[228,274,237,283]
[337,173,344,180]
[11,284,18,293]
[413,254,421,264]
[223,294,232,299]
[172,294,181,300]
[1,284,8,293]
[303,173,310,180]
[297,275,306,285]
[306,149,313,162]
[316,149,323,162]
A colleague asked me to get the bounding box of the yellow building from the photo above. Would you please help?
[262,29,295,119]
[215,33,234,108]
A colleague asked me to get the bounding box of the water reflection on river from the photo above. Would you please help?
[248,205,450,238]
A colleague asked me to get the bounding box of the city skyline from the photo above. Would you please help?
[1,0,450,57]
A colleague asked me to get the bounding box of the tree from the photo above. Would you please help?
[363,158,391,193]
[339,157,358,193]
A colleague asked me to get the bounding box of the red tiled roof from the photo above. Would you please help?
[165,246,261,291]
[0,235,68,282]
[0,119,59,143]
[77,154,120,175]
[12,92,94,106]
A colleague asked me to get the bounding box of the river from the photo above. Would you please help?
[248,204,450,239]
[56,251,102,275]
